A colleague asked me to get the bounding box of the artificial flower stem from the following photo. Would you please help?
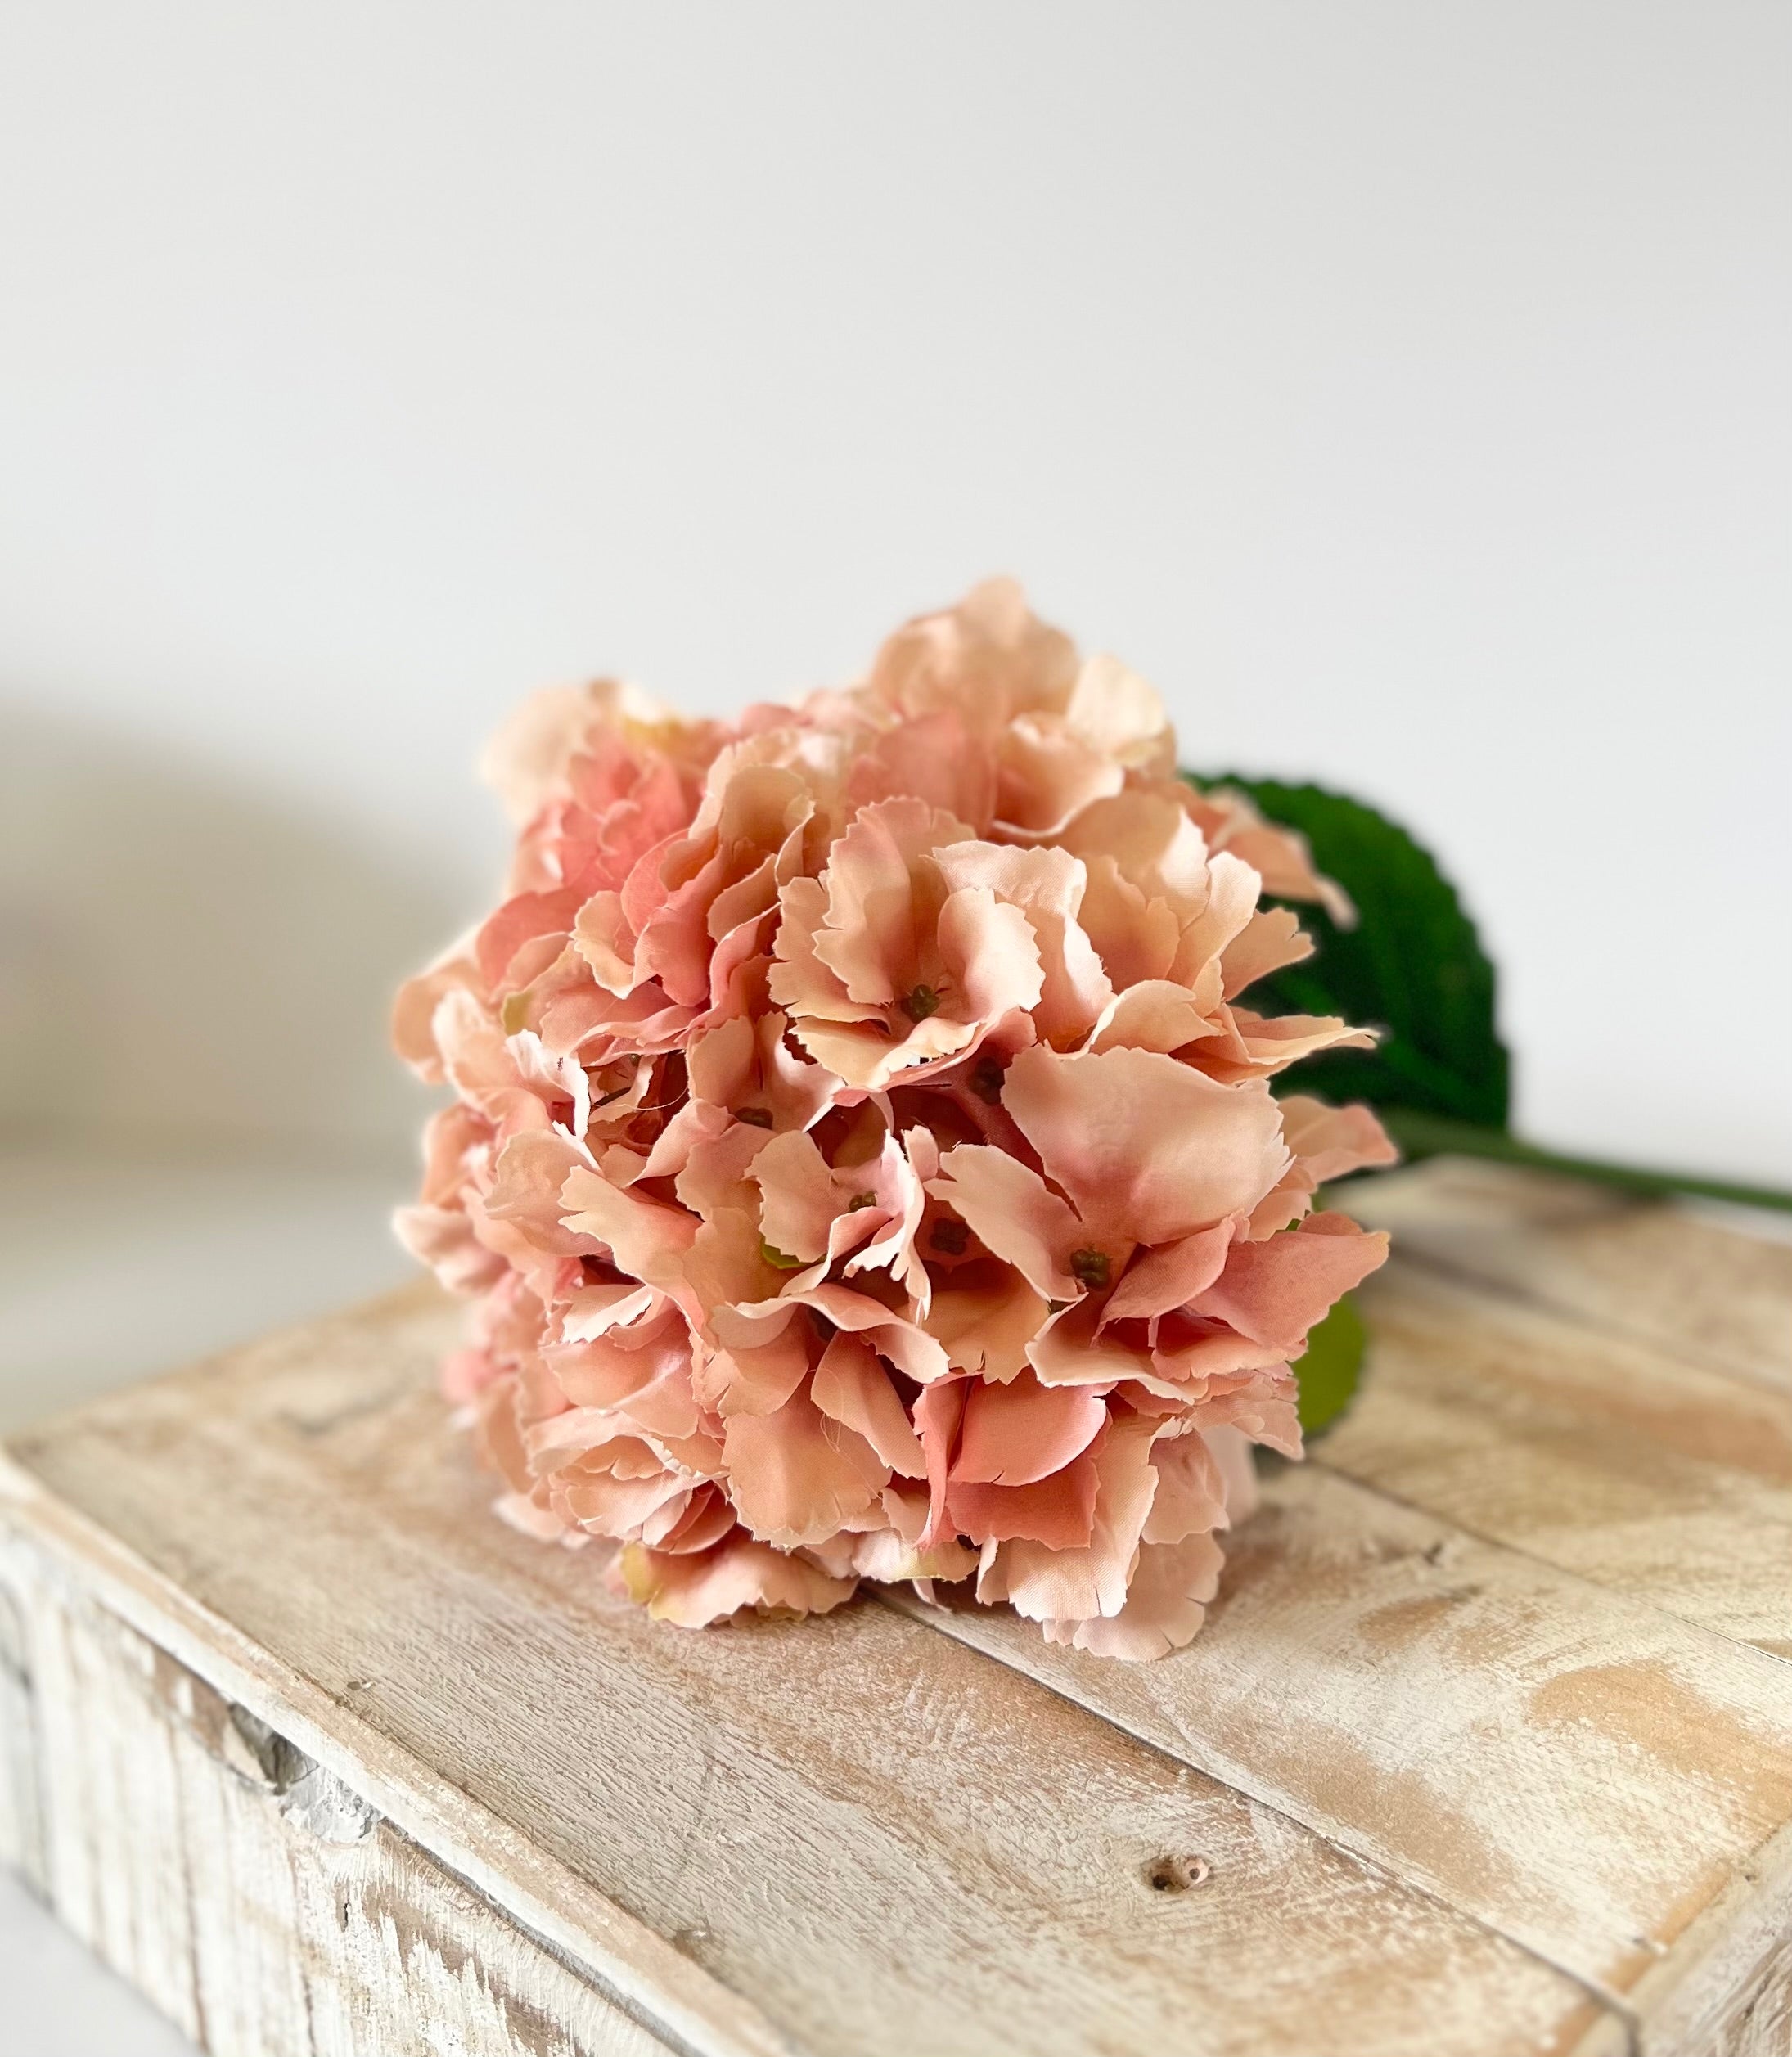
[1381,1110,1792,1217]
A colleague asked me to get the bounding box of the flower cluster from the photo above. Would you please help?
[395,583,1394,1659]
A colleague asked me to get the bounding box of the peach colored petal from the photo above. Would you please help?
[394,1203,506,1296]
[1063,653,1175,777]
[392,934,484,1079]
[1087,979,1220,1057]
[1003,1043,1289,1248]
[865,578,1079,730]
[930,1145,1083,1302]
[1191,1213,1390,1354]
[995,716,1124,839]
[1204,1422,1261,1525]
[808,797,973,1006]
[932,841,1112,1045]
[1194,1007,1378,1085]
[619,1533,858,1626]
[810,1333,927,1477]
[924,1259,1051,1382]
[975,1411,1159,1623]
[1220,907,1314,1001]
[1188,784,1352,924]
[479,677,677,828]
[1026,1296,1158,1389]
[913,1378,967,1549]
[1043,1533,1226,1659]
[1141,1429,1230,1544]
[953,1373,1107,1486]
[846,709,998,833]
[560,1162,698,1294]
[723,1384,889,1548]
[948,1452,1102,1550]
[1276,1096,1401,1187]
[1101,1222,1236,1327]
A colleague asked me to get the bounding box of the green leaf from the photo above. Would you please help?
[1186,775,1510,1128]
[1294,1293,1367,1438]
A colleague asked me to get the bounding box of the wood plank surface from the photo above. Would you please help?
[0,1284,1608,2057]
[1345,1160,1792,1393]
[1323,1261,1792,1656]
[890,1460,1792,2030]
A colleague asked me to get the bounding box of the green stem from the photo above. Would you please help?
[1381,1110,1792,1217]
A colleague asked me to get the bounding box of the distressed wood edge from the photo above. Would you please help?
[1,1519,679,2057]
[0,1447,796,2057]
[1569,1813,1792,2057]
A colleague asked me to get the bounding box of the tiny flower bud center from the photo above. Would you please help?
[899,983,943,1022]
[969,1056,1005,1103]
[1070,1247,1111,1290]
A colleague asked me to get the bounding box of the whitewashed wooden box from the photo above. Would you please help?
[2,1159,1790,2056]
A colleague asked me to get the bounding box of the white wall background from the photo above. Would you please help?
[2,2,1788,1181]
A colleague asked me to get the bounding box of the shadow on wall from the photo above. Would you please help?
[0,700,465,1165]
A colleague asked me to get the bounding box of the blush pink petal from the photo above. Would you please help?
[975,1411,1160,1623]
[723,1384,889,1548]
[619,1533,858,1627]
[932,841,1113,1046]
[1277,1096,1401,1188]
[810,1333,927,1478]
[1043,1533,1227,1659]
[806,798,973,1006]
[1141,1429,1231,1545]
[560,1163,699,1296]
[478,678,679,828]
[394,1203,507,1296]
[948,1452,1103,1550]
[953,1373,1108,1486]
[1191,1213,1390,1356]
[924,1260,1051,1382]
[1002,1044,1289,1248]
[929,1146,1083,1302]
[1063,654,1175,777]
[995,716,1125,839]
[1101,1223,1236,1327]
[1220,907,1315,1001]
[1087,979,1221,1057]
[392,936,485,1080]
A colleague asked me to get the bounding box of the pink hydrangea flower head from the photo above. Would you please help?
[398,587,1393,1659]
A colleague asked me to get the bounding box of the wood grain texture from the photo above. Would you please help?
[1324,1262,1792,1656]
[4,1159,1792,2055]
[1344,1159,1792,1393]
[0,1285,1605,2057]
[888,1462,1792,2047]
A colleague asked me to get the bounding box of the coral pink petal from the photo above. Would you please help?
[930,1146,1082,1302]
[1003,1044,1289,1248]
[953,1374,1107,1486]
[620,1533,858,1626]
[1192,1213,1390,1355]
[723,1385,889,1549]
[810,1333,928,1478]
